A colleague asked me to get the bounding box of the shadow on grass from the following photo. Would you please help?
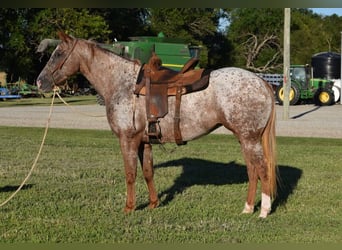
[138,158,302,214]
[272,165,303,213]
[0,184,34,193]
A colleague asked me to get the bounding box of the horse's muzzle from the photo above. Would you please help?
[36,77,53,92]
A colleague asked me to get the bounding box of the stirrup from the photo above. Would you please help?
[147,120,162,144]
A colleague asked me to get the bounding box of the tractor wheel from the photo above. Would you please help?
[275,84,300,105]
[332,85,340,103]
[314,89,334,106]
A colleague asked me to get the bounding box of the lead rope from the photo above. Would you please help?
[55,91,106,117]
[0,90,57,207]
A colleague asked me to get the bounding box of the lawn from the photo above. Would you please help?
[0,126,341,243]
[0,95,97,107]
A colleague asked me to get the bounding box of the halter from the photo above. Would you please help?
[48,39,78,85]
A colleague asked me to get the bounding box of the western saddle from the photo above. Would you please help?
[135,53,211,145]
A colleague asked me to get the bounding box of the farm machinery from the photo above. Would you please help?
[99,32,201,71]
[0,86,21,100]
[261,52,341,106]
[0,73,42,100]
[275,64,335,106]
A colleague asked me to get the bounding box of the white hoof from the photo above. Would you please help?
[259,206,271,218]
[259,193,272,218]
[242,202,254,214]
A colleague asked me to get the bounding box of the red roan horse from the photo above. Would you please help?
[37,32,277,218]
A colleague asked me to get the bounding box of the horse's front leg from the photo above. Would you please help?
[119,137,140,213]
[138,143,159,209]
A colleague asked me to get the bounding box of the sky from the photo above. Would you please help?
[311,8,342,16]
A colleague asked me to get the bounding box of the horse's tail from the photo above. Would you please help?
[262,83,278,199]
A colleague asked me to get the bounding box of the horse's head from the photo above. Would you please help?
[36,31,80,92]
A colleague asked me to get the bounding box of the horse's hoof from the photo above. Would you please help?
[148,200,159,209]
[242,202,254,214]
[258,207,271,218]
[124,206,135,213]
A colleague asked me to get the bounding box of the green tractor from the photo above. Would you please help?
[275,64,335,106]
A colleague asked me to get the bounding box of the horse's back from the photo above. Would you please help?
[210,67,270,98]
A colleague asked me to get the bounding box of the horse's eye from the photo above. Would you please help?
[54,51,63,57]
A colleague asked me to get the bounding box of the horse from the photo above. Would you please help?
[36,31,277,218]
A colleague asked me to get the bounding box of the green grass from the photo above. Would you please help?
[0,95,97,107]
[0,126,341,243]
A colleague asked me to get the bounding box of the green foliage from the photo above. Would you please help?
[1,8,342,83]
[0,126,342,242]
[30,9,110,42]
[148,8,219,43]
[148,8,227,68]
[0,95,97,108]
[291,11,342,64]
[88,9,151,41]
[322,14,342,52]
[0,8,111,84]
[290,10,324,65]
[0,9,39,81]
[228,8,283,35]
[227,8,283,72]
[227,8,342,72]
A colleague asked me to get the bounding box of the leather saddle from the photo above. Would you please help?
[135,53,211,145]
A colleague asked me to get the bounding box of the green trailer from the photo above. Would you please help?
[100,32,201,71]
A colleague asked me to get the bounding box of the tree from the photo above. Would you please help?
[0,8,111,84]
[0,9,40,82]
[240,33,281,72]
[227,8,283,73]
[290,9,323,64]
[148,9,219,42]
[147,8,226,68]
[226,8,342,71]
[3,8,341,86]
[89,9,151,41]
[288,9,342,64]
[320,14,342,52]
[30,8,110,43]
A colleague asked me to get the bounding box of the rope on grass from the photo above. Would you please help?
[0,89,106,207]
[0,90,57,208]
[55,91,106,117]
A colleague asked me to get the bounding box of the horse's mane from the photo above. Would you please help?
[37,36,141,66]
[90,40,142,66]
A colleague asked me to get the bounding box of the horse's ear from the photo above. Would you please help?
[57,31,73,43]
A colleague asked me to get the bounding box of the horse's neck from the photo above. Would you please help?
[78,44,139,99]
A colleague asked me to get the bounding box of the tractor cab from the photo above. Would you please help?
[290,64,311,89]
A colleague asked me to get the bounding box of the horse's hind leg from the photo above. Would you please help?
[242,154,258,215]
[138,143,159,209]
[240,139,272,218]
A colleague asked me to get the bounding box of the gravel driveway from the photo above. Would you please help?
[1,104,342,139]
